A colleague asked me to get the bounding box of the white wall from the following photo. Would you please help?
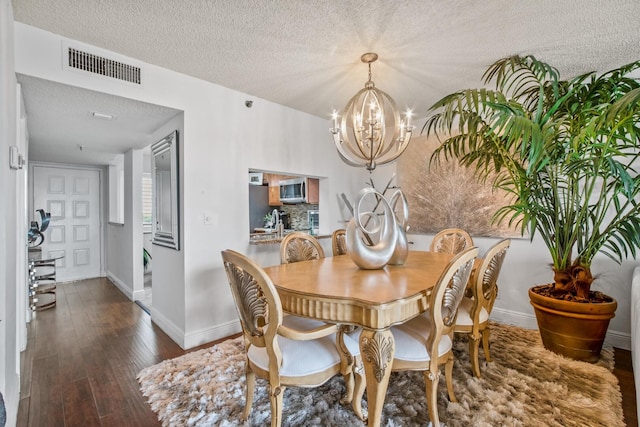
[147,114,186,340]
[1,0,22,424]
[105,148,145,300]
[13,22,637,352]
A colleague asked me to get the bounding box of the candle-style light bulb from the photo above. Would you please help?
[331,110,339,129]
[405,109,413,128]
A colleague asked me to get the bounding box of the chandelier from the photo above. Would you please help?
[330,53,414,172]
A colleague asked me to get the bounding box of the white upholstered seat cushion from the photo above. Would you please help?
[454,297,489,327]
[282,314,326,330]
[248,316,360,378]
[391,314,452,363]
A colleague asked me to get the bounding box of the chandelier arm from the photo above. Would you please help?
[334,127,369,164]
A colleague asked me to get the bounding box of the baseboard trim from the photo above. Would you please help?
[149,310,241,350]
[491,307,538,330]
[105,271,133,301]
[184,320,242,349]
[131,288,146,301]
[606,330,631,351]
[492,307,631,350]
[149,308,187,349]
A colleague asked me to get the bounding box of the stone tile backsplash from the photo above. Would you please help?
[279,203,319,230]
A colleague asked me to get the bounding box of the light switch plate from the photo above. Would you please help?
[204,212,216,226]
[9,145,20,169]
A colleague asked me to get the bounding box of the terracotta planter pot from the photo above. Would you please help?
[528,286,617,363]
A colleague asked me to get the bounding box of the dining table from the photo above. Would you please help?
[262,250,456,427]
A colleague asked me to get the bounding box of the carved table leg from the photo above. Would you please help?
[360,328,394,427]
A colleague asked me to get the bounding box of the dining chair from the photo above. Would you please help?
[331,229,347,256]
[280,231,367,418]
[454,238,510,377]
[280,231,325,264]
[221,249,365,426]
[280,231,330,332]
[430,228,474,254]
[354,246,478,427]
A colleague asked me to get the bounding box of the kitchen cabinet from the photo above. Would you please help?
[307,178,319,204]
[268,184,281,206]
[265,173,291,207]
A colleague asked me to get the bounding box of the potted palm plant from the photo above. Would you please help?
[424,55,640,361]
[143,248,152,271]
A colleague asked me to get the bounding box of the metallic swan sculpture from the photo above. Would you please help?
[346,187,398,269]
[388,189,410,265]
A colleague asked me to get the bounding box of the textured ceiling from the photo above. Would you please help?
[17,75,180,165]
[12,0,640,165]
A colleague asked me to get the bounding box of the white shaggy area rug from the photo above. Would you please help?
[137,322,624,426]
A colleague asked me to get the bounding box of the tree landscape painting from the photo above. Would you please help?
[397,135,522,238]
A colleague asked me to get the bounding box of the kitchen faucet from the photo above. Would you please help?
[272,209,284,237]
[272,209,279,230]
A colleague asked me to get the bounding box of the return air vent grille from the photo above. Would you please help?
[68,48,141,84]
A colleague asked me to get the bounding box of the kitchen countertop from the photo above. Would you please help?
[249,231,330,245]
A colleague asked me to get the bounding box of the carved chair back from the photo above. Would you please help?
[430,228,474,255]
[280,232,325,264]
[426,246,478,360]
[221,249,283,356]
[469,239,510,323]
[331,229,347,256]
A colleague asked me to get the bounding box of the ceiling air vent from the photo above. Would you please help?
[68,47,141,84]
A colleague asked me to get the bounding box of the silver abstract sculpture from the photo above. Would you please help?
[388,189,410,265]
[27,209,50,248]
[346,187,398,269]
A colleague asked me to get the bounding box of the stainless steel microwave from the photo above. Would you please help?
[279,177,307,204]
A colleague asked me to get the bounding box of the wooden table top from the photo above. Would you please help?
[264,251,455,329]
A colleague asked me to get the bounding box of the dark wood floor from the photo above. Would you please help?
[616,347,638,427]
[17,278,217,426]
[17,277,638,426]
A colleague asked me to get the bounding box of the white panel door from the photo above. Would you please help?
[32,165,101,282]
